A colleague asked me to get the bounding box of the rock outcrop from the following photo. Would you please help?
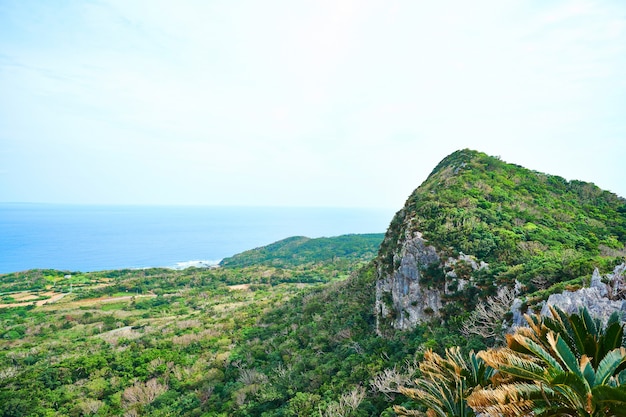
[541,263,626,323]
[375,231,441,333]
[375,228,487,334]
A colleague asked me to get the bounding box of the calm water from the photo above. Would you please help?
[0,204,395,274]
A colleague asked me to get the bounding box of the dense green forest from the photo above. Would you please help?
[220,234,384,268]
[2,150,626,417]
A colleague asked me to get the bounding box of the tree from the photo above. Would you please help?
[467,306,626,417]
[461,286,516,345]
[319,386,366,417]
[394,347,494,417]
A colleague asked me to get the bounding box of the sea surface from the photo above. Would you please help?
[0,204,396,274]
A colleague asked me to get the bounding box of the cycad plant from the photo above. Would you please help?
[467,306,626,417]
[394,347,494,417]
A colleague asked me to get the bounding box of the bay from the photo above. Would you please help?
[0,204,395,273]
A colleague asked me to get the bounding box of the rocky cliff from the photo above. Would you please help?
[541,263,626,323]
[375,231,441,331]
[374,149,626,334]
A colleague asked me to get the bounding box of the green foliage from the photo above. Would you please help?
[220,233,384,268]
[378,149,626,303]
[395,347,494,417]
[1,150,624,417]
[0,233,391,417]
[468,307,626,417]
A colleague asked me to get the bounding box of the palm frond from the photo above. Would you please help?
[600,320,625,360]
[467,350,495,388]
[595,348,626,386]
[512,333,564,374]
[546,332,585,378]
[466,308,626,417]
[582,308,600,339]
[591,385,626,416]
[393,405,427,416]
[550,372,590,412]
[468,383,556,417]
[478,348,549,382]
[546,306,580,354]
[580,355,596,387]
[398,385,451,417]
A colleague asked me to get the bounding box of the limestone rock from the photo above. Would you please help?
[541,263,626,323]
[375,229,489,334]
[375,231,441,333]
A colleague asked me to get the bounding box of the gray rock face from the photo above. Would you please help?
[541,264,626,323]
[510,298,529,327]
[375,231,441,333]
[590,268,608,297]
[375,229,489,334]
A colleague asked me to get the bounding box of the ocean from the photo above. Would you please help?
[0,204,396,274]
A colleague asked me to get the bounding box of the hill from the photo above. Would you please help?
[219,233,384,268]
[207,150,626,416]
[376,149,626,332]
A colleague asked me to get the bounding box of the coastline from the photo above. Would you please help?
[167,260,222,270]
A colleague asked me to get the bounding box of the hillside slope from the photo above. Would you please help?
[219,233,384,268]
[211,149,626,416]
[375,149,626,332]
[0,234,386,417]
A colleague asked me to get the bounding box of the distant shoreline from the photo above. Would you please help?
[0,260,224,276]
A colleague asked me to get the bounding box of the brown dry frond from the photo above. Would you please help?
[444,346,468,377]
[393,405,427,416]
[420,347,468,382]
[509,329,538,346]
[523,313,550,342]
[468,383,538,417]
[398,386,436,402]
[478,348,547,383]
[478,348,538,369]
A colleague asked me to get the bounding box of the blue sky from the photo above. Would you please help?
[1,0,625,208]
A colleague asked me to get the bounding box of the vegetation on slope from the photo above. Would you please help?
[378,149,626,309]
[0,267,294,416]
[0,268,441,416]
[0,234,392,417]
[220,233,384,268]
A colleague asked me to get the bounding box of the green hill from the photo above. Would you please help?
[0,234,387,417]
[376,149,626,328]
[215,150,626,415]
[220,233,384,268]
[383,149,625,279]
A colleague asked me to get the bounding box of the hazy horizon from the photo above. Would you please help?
[2,1,625,208]
[0,201,398,209]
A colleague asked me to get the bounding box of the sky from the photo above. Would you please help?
[1,0,625,209]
